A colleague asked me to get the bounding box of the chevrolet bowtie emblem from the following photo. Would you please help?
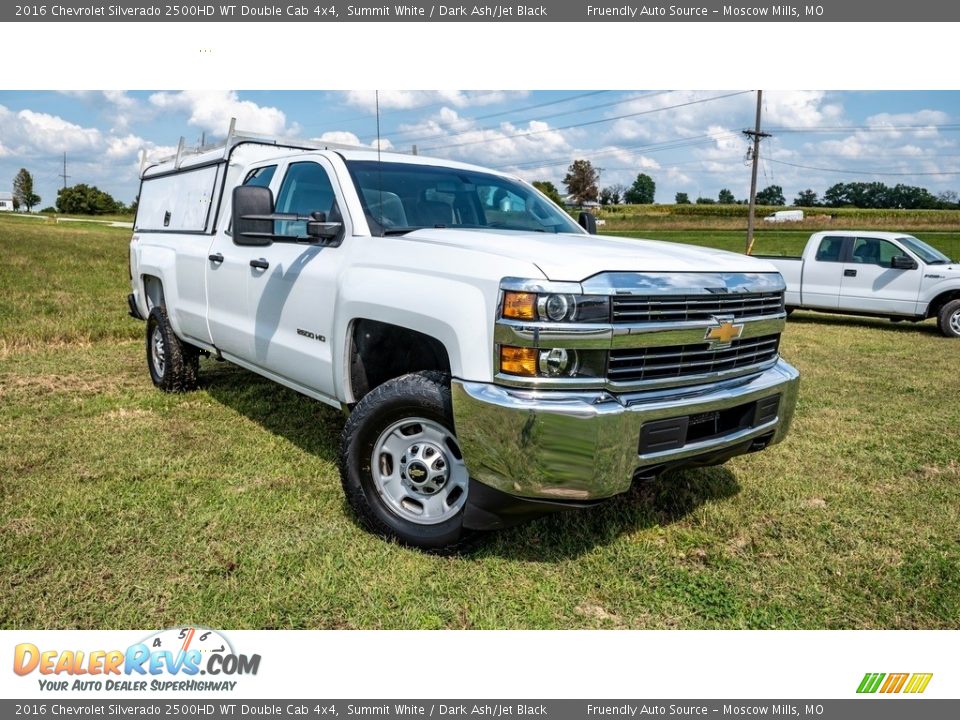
[704,319,744,344]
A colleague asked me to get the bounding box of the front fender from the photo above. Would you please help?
[333,266,497,391]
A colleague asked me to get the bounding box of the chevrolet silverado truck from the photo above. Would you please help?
[128,128,800,550]
[759,231,960,336]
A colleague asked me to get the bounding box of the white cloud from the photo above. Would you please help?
[341,90,527,114]
[0,105,102,155]
[148,90,294,136]
[763,91,844,128]
[314,130,394,151]
[105,134,145,159]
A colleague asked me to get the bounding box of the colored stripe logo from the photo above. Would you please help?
[857,672,933,694]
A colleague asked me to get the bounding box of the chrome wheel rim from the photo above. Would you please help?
[371,417,468,525]
[951,309,960,335]
[150,326,166,377]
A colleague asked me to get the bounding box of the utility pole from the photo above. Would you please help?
[743,90,770,255]
[59,152,70,190]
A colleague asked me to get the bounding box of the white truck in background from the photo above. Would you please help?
[758,231,960,336]
[763,210,804,223]
[128,128,800,551]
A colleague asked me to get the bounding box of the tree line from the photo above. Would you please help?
[535,159,960,210]
[10,168,135,215]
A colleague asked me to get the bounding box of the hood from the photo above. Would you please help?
[398,228,780,281]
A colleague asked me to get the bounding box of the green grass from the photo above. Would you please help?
[595,203,960,232]
[605,229,960,261]
[2,216,960,629]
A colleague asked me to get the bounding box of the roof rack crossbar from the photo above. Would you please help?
[140,117,406,176]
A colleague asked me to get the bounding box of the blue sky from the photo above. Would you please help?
[2,90,960,208]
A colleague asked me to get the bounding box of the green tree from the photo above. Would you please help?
[695,197,716,205]
[532,180,564,207]
[56,184,121,215]
[675,192,690,204]
[563,159,600,206]
[13,168,41,212]
[624,173,655,204]
[600,183,626,205]
[793,189,818,207]
[756,184,785,206]
[718,188,736,204]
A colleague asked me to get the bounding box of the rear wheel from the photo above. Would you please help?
[338,371,476,552]
[938,299,960,338]
[146,306,200,392]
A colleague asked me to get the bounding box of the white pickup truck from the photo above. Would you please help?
[128,129,799,550]
[759,231,960,337]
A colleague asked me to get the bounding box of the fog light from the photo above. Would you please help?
[500,346,538,376]
[538,348,577,376]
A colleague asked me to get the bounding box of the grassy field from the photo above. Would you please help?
[595,203,960,233]
[2,216,959,629]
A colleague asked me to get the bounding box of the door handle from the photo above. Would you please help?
[844,269,857,277]
[249,258,270,270]
[208,253,224,263]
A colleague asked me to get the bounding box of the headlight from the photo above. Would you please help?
[538,294,572,322]
[502,291,609,323]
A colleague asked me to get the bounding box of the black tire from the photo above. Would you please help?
[785,306,796,317]
[146,306,200,392]
[938,299,960,338]
[338,371,478,552]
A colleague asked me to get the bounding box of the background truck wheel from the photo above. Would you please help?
[146,306,200,392]
[938,299,960,337]
[338,371,477,552]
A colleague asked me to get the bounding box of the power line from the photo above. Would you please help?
[308,90,526,128]
[420,91,753,153]
[766,158,960,176]
[499,131,742,172]
[768,123,960,134]
[355,90,614,144]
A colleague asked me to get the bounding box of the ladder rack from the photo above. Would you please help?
[139,117,402,177]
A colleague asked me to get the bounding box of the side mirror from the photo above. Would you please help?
[891,255,917,270]
[306,211,343,242]
[233,185,274,246]
[578,211,597,235]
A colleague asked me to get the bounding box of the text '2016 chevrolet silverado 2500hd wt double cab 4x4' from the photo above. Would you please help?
[128,128,800,551]
[759,231,960,337]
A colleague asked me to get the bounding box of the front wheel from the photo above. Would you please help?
[938,299,960,337]
[338,371,476,552]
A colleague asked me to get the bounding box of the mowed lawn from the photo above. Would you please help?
[1,215,959,629]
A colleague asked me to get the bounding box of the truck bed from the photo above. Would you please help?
[752,255,802,307]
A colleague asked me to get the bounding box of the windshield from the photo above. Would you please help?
[899,236,952,264]
[345,160,584,235]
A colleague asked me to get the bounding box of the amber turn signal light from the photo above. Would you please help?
[499,346,538,376]
[502,291,537,320]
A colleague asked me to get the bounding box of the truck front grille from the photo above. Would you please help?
[608,334,781,383]
[611,291,784,324]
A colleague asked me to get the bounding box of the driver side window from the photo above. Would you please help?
[274,162,338,238]
[851,237,901,267]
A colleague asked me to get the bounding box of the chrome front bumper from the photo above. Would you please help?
[451,359,800,501]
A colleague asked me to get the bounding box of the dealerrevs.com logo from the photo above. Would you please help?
[857,672,933,694]
[13,627,260,693]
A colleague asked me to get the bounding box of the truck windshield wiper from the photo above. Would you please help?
[381,227,426,236]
